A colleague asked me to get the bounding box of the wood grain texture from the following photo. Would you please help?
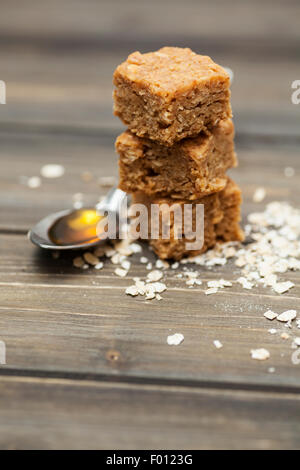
[0,0,299,137]
[0,0,299,451]
[0,233,299,390]
[0,0,299,49]
[0,130,299,231]
[0,49,299,136]
[0,376,299,450]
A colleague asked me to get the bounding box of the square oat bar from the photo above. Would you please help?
[116,119,237,200]
[113,47,232,146]
[131,179,244,260]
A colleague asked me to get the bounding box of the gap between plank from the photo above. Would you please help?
[0,32,298,59]
[0,227,28,236]
[0,366,299,396]
[0,280,298,301]
[0,123,299,144]
[1,373,300,401]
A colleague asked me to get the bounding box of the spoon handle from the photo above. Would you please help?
[96,187,127,214]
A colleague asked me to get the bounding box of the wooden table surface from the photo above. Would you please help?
[0,0,299,450]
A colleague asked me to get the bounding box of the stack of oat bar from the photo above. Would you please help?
[113,47,244,260]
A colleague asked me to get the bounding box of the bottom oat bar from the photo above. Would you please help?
[131,178,244,260]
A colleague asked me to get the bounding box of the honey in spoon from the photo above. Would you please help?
[48,209,106,246]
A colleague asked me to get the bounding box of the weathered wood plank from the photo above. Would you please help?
[0,0,299,449]
[0,376,299,450]
[0,130,299,231]
[0,0,299,136]
[0,0,299,49]
[0,48,299,136]
[0,232,299,389]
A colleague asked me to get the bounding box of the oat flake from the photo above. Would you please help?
[251,349,270,361]
[167,333,184,346]
[264,310,278,321]
[277,310,297,323]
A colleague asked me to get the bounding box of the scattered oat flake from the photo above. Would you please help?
[145,290,156,300]
[224,247,236,258]
[104,247,116,258]
[114,240,133,256]
[235,257,246,268]
[83,252,99,266]
[41,164,65,179]
[213,340,223,349]
[105,246,116,258]
[156,259,169,269]
[130,243,142,254]
[140,257,148,264]
[115,268,127,278]
[205,287,218,295]
[121,260,131,271]
[293,337,300,347]
[268,367,276,373]
[125,285,139,296]
[281,332,290,340]
[94,262,104,270]
[207,280,220,289]
[277,310,297,323]
[273,281,295,294]
[93,246,105,257]
[186,278,197,286]
[150,282,167,293]
[220,279,233,287]
[73,200,83,210]
[111,253,123,265]
[268,329,277,335]
[264,310,278,321]
[251,348,270,361]
[285,320,293,329]
[284,167,295,178]
[237,277,253,290]
[27,176,41,188]
[253,187,266,203]
[208,279,232,289]
[167,333,184,346]
[184,271,198,279]
[264,274,278,287]
[206,257,227,266]
[73,256,84,268]
[147,270,163,282]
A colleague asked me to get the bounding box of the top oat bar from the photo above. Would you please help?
[113,47,232,146]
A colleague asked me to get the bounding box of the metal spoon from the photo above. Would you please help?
[28,187,127,250]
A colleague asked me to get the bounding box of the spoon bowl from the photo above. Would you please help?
[28,188,127,250]
[28,208,113,250]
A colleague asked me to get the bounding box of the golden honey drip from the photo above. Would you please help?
[49,209,106,246]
